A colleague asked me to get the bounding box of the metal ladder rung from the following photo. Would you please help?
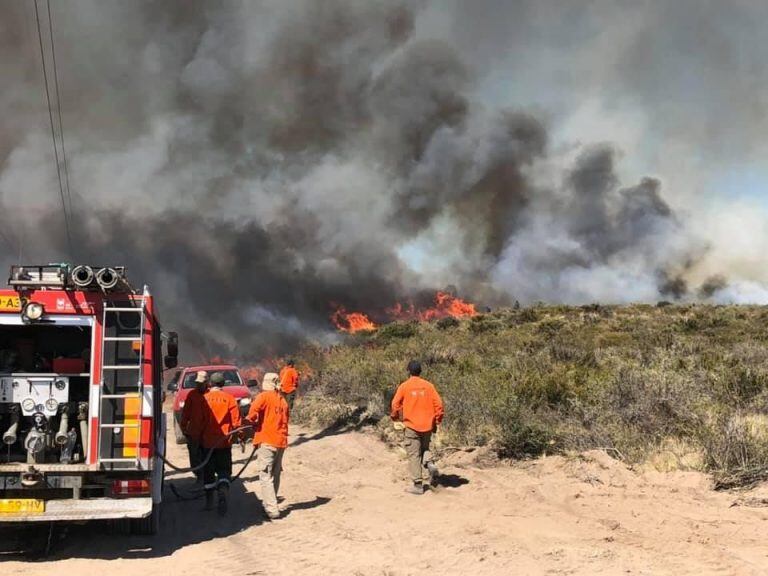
[102,365,142,370]
[99,299,146,466]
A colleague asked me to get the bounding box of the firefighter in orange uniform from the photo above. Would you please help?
[390,360,444,495]
[200,371,242,513]
[279,359,299,410]
[180,370,209,483]
[246,372,289,520]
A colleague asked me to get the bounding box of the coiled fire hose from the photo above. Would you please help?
[156,424,259,500]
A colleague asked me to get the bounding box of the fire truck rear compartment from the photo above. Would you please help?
[0,324,91,465]
[0,267,170,531]
[0,470,150,501]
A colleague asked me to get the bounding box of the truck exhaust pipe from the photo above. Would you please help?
[2,411,19,445]
[71,265,95,288]
[96,267,120,290]
[55,409,69,446]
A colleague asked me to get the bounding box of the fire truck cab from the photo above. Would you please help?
[0,264,177,535]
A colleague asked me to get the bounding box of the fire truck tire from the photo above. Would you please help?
[131,502,161,535]
[173,418,187,445]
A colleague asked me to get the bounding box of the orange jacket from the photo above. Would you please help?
[180,388,207,442]
[279,366,299,394]
[199,388,242,449]
[247,390,289,449]
[390,376,444,433]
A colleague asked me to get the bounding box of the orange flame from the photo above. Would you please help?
[331,307,378,333]
[430,290,477,319]
[387,291,477,321]
[331,291,477,332]
[239,355,285,385]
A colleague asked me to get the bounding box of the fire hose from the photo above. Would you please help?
[156,424,259,501]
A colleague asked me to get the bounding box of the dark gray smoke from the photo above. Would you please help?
[0,1,762,359]
[699,275,729,299]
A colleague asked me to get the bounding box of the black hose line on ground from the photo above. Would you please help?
[168,445,259,501]
[158,424,253,473]
[156,424,259,501]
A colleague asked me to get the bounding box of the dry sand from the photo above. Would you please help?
[3,417,768,575]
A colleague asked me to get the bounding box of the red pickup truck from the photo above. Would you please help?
[167,364,252,444]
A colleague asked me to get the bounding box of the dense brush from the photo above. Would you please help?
[293,304,768,488]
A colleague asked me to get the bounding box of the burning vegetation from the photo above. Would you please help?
[331,291,478,333]
[330,309,378,333]
[386,291,478,322]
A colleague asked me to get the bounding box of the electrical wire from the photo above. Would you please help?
[45,0,74,218]
[33,0,74,259]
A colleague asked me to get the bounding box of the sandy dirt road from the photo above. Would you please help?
[3,415,768,575]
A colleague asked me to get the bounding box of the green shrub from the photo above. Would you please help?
[291,395,359,428]
[293,304,768,485]
[376,321,418,340]
[516,308,539,323]
[469,315,501,333]
[702,412,768,489]
[493,397,553,458]
[537,317,565,335]
[436,316,460,330]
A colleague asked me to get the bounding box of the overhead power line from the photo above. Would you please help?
[33,0,74,259]
[46,0,74,218]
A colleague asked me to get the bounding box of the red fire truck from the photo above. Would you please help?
[0,264,177,534]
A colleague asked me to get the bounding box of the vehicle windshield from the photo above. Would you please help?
[182,369,242,389]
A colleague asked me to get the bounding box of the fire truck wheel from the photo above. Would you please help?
[131,502,161,535]
[173,418,187,445]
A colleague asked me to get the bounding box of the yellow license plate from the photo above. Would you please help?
[0,296,20,312]
[0,499,45,514]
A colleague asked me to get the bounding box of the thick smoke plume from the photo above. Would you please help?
[0,1,765,360]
